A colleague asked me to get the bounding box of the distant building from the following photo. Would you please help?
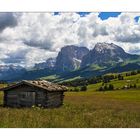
[0,80,67,108]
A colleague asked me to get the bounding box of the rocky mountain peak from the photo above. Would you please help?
[94,42,118,51]
[81,42,133,67]
[34,58,56,70]
[55,45,89,72]
[0,65,26,81]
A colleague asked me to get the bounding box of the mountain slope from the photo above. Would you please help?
[34,58,56,70]
[48,63,140,83]
[0,65,26,81]
[0,43,140,82]
[81,43,139,67]
[55,45,89,72]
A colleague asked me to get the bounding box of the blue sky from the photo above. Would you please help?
[99,12,121,20]
[55,12,122,20]
[78,12,121,20]
[79,12,140,22]
[55,12,140,22]
[135,16,140,22]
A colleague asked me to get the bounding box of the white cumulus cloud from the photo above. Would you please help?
[0,12,140,68]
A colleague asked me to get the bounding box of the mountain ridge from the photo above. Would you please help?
[81,42,139,67]
[55,45,89,72]
[0,43,140,82]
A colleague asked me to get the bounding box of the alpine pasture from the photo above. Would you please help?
[0,73,139,128]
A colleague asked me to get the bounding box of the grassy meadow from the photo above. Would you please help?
[0,73,140,128]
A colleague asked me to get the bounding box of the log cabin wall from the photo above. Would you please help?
[45,92,64,108]
[3,84,65,108]
[35,90,46,107]
[4,84,45,107]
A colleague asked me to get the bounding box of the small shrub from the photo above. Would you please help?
[133,84,137,88]
[98,84,114,91]
[80,86,87,91]
[102,82,105,86]
[130,84,133,88]
[104,85,108,91]
[69,89,73,92]
[108,84,114,90]
[118,74,124,80]
[98,86,104,91]
[74,87,80,92]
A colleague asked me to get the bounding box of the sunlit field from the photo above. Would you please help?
[0,73,139,127]
[0,88,140,128]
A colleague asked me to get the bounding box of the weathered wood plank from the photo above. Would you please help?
[4,83,65,108]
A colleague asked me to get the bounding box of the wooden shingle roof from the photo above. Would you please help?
[0,80,68,92]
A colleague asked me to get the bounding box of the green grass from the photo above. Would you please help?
[0,73,139,128]
[59,76,82,83]
[0,89,140,128]
[90,64,105,70]
[86,73,140,91]
[41,74,58,80]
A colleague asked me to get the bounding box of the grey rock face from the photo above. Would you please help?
[0,65,25,80]
[81,42,137,67]
[34,58,56,70]
[55,45,89,72]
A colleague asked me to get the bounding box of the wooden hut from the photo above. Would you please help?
[0,80,68,108]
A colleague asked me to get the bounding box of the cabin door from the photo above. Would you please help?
[19,92,36,107]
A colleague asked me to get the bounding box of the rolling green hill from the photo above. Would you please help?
[0,72,140,128]
[87,73,140,92]
[39,63,140,83]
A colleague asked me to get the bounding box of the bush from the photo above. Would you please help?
[98,84,114,91]
[104,85,108,91]
[74,87,80,92]
[130,84,133,88]
[80,86,87,91]
[137,70,140,73]
[98,86,104,91]
[131,71,137,75]
[108,84,114,90]
[133,84,137,88]
[118,74,124,80]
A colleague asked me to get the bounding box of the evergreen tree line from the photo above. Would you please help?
[122,84,137,89]
[98,84,114,91]
[98,83,137,91]
[62,70,140,87]
[69,85,87,92]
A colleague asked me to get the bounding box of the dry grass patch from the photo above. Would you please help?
[0,90,139,128]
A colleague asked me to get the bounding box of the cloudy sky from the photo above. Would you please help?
[0,12,140,68]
